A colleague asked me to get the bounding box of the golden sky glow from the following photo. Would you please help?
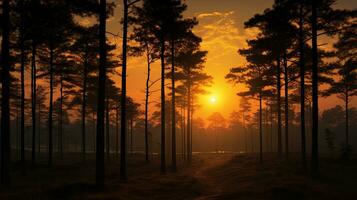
[103,0,357,121]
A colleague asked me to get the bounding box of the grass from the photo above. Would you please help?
[1,153,356,199]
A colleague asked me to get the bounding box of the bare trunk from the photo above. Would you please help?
[277,57,282,156]
[144,46,150,162]
[31,42,37,165]
[283,53,289,159]
[299,2,307,168]
[20,0,26,174]
[187,81,191,162]
[96,0,107,186]
[48,46,54,167]
[345,91,349,146]
[130,118,133,155]
[171,41,177,171]
[116,107,119,159]
[259,93,263,163]
[59,72,63,160]
[106,92,110,159]
[1,0,11,185]
[160,35,166,173]
[82,45,88,161]
[311,0,319,176]
[120,0,128,180]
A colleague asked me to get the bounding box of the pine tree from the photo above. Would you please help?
[1,0,11,186]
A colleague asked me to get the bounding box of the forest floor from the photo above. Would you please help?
[1,153,357,200]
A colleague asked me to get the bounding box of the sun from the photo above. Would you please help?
[210,96,217,104]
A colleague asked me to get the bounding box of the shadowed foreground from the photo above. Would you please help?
[1,154,356,200]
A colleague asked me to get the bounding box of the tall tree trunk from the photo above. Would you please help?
[187,81,191,162]
[259,93,263,164]
[48,46,54,167]
[38,99,41,155]
[144,46,151,162]
[120,0,128,180]
[82,45,88,161]
[299,2,307,168]
[20,0,26,175]
[171,40,177,171]
[270,105,273,152]
[1,0,11,185]
[160,35,166,173]
[243,111,247,153]
[106,92,110,159]
[283,53,289,159]
[59,71,63,160]
[16,102,20,160]
[276,57,282,157]
[130,118,133,155]
[182,106,186,160]
[96,0,107,186]
[31,41,37,165]
[116,107,119,159]
[180,106,184,159]
[311,0,319,176]
[265,107,269,153]
[190,107,193,157]
[345,91,349,147]
[92,112,96,152]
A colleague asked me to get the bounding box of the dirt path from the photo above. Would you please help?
[192,154,234,200]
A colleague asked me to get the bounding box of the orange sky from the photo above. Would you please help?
[104,0,357,121]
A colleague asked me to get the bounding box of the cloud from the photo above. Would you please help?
[194,11,259,68]
[197,11,235,19]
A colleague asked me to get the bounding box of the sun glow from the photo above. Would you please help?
[210,96,217,104]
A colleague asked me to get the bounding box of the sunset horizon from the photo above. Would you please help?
[1,0,356,199]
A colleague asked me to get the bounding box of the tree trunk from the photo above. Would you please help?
[276,57,282,157]
[59,71,63,160]
[190,108,193,157]
[270,105,273,152]
[259,93,263,164]
[106,92,110,159]
[345,91,349,147]
[31,41,37,165]
[311,0,319,176]
[20,0,27,175]
[299,2,307,168]
[145,46,151,162]
[283,53,289,159]
[130,117,134,156]
[1,0,11,185]
[82,44,88,161]
[116,107,119,159]
[182,106,186,160]
[120,0,128,180]
[265,107,269,153]
[243,111,247,153]
[187,81,191,162]
[171,40,177,171]
[38,99,41,155]
[96,0,107,186]
[160,35,166,173]
[48,46,54,167]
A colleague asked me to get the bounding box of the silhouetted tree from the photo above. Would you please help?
[176,48,211,162]
[96,0,107,186]
[1,0,11,186]
[239,98,251,153]
[138,0,189,173]
[129,4,160,162]
[311,0,319,176]
[208,112,226,153]
[323,24,357,153]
